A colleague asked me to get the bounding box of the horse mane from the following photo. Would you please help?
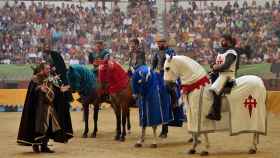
[167,55,188,71]
[166,55,208,84]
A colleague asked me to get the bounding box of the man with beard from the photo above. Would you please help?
[206,34,238,121]
[41,40,74,140]
[17,63,72,153]
[152,35,185,138]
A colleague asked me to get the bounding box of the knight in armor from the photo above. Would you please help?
[17,63,72,153]
[128,38,146,77]
[152,35,185,138]
[206,34,238,121]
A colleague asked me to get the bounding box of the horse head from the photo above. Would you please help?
[67,65,82,92]
[164,55,208,87]
[164,54,179,84]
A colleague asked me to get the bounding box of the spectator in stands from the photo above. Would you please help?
[0,0,278,66]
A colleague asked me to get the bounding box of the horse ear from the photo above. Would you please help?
[165,54,170,59]
[165,54,172,62]
[69,66,73,71]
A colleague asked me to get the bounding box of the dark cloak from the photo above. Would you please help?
[17,80,73,146]
[46,50,74,136]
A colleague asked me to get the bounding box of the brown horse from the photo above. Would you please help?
[82,85,135,141]
[67,64,135,141]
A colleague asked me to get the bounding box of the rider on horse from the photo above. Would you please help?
[206,34,239,121]
[128,38,146,77]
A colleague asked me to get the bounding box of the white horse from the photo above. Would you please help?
[164,55,267,156]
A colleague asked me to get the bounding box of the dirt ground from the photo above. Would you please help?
[1,109,280,158]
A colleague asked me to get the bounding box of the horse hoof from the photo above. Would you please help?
[248,149,256,154]
[150,144,157,148]
[187,138,201,144]
[91,133,97,138]
[82,134,88,138]
[134,143,142,148]
[187,138,193,143]
[188,149,196,155]
[119,137,125,142]
[127,130,131,135]
[159,133,167,139]
[114,135,120,141]
[200,151,209,156]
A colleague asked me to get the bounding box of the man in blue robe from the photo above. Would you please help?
[152,35,186,138]
[132,65,173,127]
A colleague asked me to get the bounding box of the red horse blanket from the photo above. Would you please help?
[97,60,129,95]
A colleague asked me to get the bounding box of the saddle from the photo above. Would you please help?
[222,79,236,95]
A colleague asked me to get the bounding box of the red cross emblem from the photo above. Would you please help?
[216,56,224,64]
[244,95,257,118]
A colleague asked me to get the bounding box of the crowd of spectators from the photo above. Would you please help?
[165,0,280,64]
[0,0,157,65]
[1,0,280,66]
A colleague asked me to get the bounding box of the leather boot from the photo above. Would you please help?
[206,92,221,121]
[32,144,40,153]
[41,138,55,153]
[159,125,168,138]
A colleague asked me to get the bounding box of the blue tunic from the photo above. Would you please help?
[132,66,173,127]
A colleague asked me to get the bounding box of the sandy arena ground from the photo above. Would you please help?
[1,108,280,158]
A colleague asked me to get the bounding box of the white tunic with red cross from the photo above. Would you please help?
[210,49,238,95]
[215,49,238,73]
